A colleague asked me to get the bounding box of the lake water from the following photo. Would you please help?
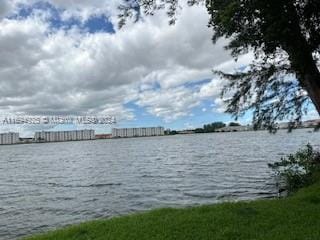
[0,129,319,240]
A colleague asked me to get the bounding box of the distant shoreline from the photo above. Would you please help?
[0,127,318,147]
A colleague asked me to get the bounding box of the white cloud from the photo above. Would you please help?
[198,78,225,98]
[57,1,117,23]
[136,86,201,122]
[0,1,250,134]
[214,53,254,73]
[213,98,228,113]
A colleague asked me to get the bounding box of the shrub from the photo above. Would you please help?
[269,144,320,193]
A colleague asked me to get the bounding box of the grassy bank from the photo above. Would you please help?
[24,180,320,240]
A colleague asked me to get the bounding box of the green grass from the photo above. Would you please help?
[24,182,320,240]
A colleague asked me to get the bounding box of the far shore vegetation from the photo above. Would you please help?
[165,119,320,135]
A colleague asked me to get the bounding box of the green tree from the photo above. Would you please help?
[203,122,226,132]
[229,122,241,127]
[118,0,320,129]
[194,128,205,133]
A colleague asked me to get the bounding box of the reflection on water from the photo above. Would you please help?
[0,129,319,239]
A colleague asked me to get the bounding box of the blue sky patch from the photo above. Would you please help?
[11,1,115,34]
[84,16,115,33]
[183,79,211,89]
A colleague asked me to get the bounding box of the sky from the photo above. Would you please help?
[0,0,318,136]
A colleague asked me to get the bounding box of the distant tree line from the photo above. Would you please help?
[229,122,241,127]
[203,122,226,132]
[165,130,178,135]
[165,122,242,135]
[194,122,241,133]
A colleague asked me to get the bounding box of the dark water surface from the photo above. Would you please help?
[0,129,319,239]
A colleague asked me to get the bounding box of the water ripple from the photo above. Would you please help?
[0,129,319,240]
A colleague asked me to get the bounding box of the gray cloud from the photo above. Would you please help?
[0,0,12,19]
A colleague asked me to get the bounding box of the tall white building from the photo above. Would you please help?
[112,127,164,138]
[0,132,20,145]
[34,130,95,142]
